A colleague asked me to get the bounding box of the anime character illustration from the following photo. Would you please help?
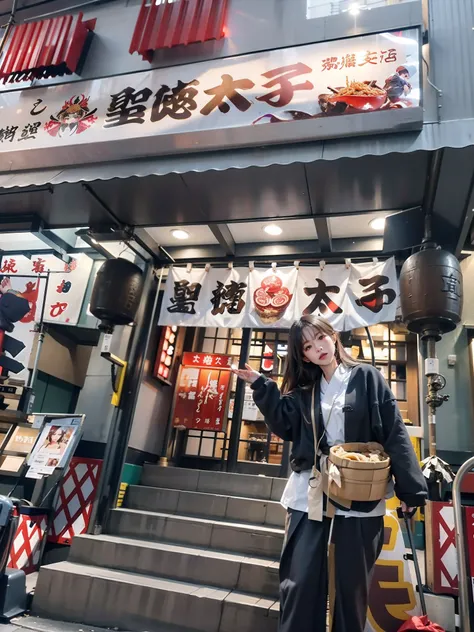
[383,65,416,103]
[44,95,98,138]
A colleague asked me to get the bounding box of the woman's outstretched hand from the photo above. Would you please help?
[401,501,415,516]
[231,363,261,385]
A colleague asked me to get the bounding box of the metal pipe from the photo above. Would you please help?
[0,0,19,59]
[453,456,474,632]
[422,149,444,245]
[139,206,422,228]
[426,338,437,458]
[365,326,375,366]
[159,325,194,466]
[91,265,164,533]
[29,331,45,387]
[227,328,252,471]
[81,184,122,229]
[28,271,50,388]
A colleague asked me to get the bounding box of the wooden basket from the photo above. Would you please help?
[328,442,391,503]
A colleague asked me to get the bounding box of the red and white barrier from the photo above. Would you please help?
[48,457,102,545]
[8,508,48,575]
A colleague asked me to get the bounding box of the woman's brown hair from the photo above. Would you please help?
[46,427,67,444]
[281,315,358,394]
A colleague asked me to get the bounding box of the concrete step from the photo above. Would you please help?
[126,485,286,527]
[108,508,284,559]
[33,561,279,632]
[13,615,193,632]
[141,465,286,501]
[70,534,279,598]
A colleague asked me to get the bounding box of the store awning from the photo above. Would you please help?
[0,118,473,260]
[0,118,474,188]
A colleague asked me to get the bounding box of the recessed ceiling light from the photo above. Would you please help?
[171,229,190,240]
[349,2,360,15]
[369,217,386,231]
[263,224,283,236]
[348,3,361,16]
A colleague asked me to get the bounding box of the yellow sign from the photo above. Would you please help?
[366,510,420,632]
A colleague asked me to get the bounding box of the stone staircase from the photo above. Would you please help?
[33,466,287,632]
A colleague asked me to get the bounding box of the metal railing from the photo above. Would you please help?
[453,456,474,631]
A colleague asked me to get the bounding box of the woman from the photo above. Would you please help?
[232,315,427,632]
[43,426,68,454]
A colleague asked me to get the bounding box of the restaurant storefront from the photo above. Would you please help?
[0,0,471,506]
[0,0,471,535]
[0,0,473,629]
[155,255,419,477]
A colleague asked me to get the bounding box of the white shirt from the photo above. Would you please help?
[280,363,389,518]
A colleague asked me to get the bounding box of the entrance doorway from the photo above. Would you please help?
[173,322,418,475]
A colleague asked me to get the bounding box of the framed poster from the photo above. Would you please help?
[27,416,81,477]
[172,353,233,432]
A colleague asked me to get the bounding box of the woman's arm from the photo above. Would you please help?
[232,364,298,441]
[374,395,428,508]
[250,375,298,442]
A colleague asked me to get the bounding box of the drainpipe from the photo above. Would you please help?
[89,265,163,533]
[226,328,252,471]
[0,0,18,59]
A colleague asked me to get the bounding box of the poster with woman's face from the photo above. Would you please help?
[40,426,73,455]
[27,417,81,476]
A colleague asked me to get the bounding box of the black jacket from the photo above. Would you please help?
[251,363,428,511]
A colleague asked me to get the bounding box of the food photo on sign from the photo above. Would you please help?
[252,30,420,125]
[248,267,297,327]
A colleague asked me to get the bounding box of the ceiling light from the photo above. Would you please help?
[263,224,283,236]
[171,229,190,240]
[348,3,361,16]
[369,217,386,231]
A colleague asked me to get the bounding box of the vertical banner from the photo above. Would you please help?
[247,266,298,328]
[295,264,348,332]
[174,368,200,429]
[195,369,231,431]
[161,266,209,327]
[203,266,248,328]
[1,254,93,326]
[44,255,93,325]
[345,258,398,331]
[3,272,46,383]
[172,353,233,432]
[0,253,93,382]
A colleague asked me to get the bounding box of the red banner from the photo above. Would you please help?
[173,354,232,431]
[173,367,199,428]
[182,352,233,369]
[216,371,231,431]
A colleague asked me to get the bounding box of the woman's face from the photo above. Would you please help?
[51,429,63,444]
[301,327,336,367]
